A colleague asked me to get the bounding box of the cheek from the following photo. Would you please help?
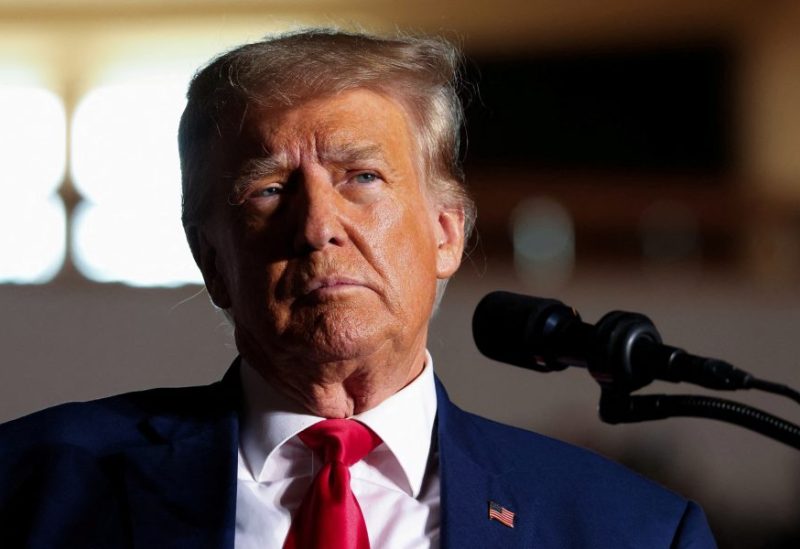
[223,237,288,321]
[369,203,438,305]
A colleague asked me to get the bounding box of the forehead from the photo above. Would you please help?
[245,88,419,162]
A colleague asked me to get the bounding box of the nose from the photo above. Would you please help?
[292,170,347,253]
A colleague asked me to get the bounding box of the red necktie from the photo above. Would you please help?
[283,419,382,549]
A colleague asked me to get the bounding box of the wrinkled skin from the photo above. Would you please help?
[192,89,465,417]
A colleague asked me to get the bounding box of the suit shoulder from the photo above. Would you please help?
[444,400,688,512]
[0,381,223,455]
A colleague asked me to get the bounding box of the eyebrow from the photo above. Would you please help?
[318,143,386,166]
[230,152,291,199]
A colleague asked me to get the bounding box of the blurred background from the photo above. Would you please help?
[1,0,799,546]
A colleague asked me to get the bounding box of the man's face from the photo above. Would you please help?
[198,89,464,368]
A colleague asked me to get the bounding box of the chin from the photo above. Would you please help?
[286,312,390,363]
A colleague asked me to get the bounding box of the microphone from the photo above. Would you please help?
[472,291,752,393]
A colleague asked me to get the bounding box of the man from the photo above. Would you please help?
[0,29,715,547]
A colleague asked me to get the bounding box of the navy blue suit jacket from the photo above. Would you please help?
[0,361,715,548]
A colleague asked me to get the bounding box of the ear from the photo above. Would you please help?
[433,206,466,279]
[185,225,232,309]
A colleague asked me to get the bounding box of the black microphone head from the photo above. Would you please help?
[472,291,575,372]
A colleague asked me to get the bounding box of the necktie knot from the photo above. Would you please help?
[299,418,381,467]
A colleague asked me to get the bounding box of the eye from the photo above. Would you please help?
[250,184,283,199]
[337,170,384,205]
[352,172,379,184]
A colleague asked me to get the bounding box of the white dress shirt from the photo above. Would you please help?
[235,354,441,548]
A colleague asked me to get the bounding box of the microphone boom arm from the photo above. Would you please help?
[599,390,800,450]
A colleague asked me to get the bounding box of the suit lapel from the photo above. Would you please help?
[435,378,535,549]
[122,366,240,549]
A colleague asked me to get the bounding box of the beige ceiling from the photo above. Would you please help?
[0,0,768,51]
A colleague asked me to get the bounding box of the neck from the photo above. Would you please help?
[239,332,429,418]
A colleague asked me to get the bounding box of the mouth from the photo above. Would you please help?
[303,276,369,296]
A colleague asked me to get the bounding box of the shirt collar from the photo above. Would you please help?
[239,352,438,498]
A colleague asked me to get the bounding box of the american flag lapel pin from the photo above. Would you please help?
[488,500,515,528]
